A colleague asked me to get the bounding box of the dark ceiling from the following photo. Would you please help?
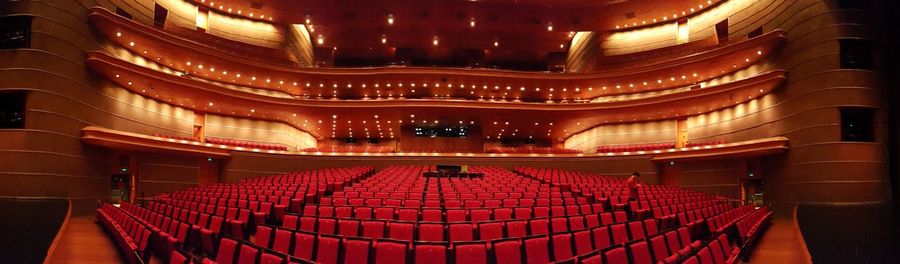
[192,0,721,71]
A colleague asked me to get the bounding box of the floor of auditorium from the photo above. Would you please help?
[46,216,126,264]
[745,218,808,263]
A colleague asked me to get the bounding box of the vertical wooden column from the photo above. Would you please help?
[193,111,206,143]
[675,118,688,148]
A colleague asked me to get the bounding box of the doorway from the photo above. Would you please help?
[110,174,131,205]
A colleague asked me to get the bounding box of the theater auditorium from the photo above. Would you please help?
[1,0,899,263]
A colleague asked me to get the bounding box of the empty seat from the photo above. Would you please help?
[455,242,488,264]
[551,218,569,233]
[418,223,445,241]
[299,216,316,232]
[610,224,629,245]
[529,219,550,235]
[471,209,492,222]
[260,252,283,264]
[494,208,513,220]
[506,220,528,238]
[573,229,594,255]
[524,235,551,264]
[238,244,259,264]
[342,237,372,264]
[423,209,443,222]
[355,207,373,219]
[627,241,653,264]
[592,226,612,250]
[398,209,418,221]
[375,207,395,220]
[255,226,273,248]
[338,219,360,237]
[315,235,340,264]
[492,238,523,264]
[551,233,575,261]
[362,220,386,238]
[514,208,533,219]
[447,210,467,222]
[449,223,474,242]
[292,232,315,260]
[603,247,628,264]
[649,235,673,263]
[374,239,408,264]
[414,243,448,264]
[628,221,646,240]
[318,218,336,234]
[388,222,415,240]
[213,238,238,264]
[478,221,504,241]
[272,229,292,254]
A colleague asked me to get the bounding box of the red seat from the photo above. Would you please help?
[170,250,189,264]
[455,241,488,264]
[610,224,629,245]
[627,241,653,264]
[338,219,360,237]
[342,237,372,264]
[529,219,550,235]
[362,220,386,238]
[478,221,504,241]
[398,209,418,221]
[494,208,513,220]
[388,222,414,240]
[551,217,569,233]
[272,229,292,254]
[524,235,551,264]
[230,243,256,264]
[592,226,612,250]
[414,243,447,264]
[492,238,523,264]
[423,209,443,222]
[628,221,646,241]
[603,247,628,264]
[375,207,395,220]
[292,231,315,260]
[551,233,575,261]
[573,229,594,255]
[213,238,238,264]
[318,218,336,234]
[449,223,474,242]
[417,223,445,241]
[299,216,316,232]
[506,220,528,238]
[255,226,273,248]
[315,235,340,264]
[447,209,467,222]
[471,209,492,222]
[374,239,408,264]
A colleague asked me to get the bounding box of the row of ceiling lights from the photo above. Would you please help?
[115,30,764,100]
[197,0,273,21]
[615,0,718,29]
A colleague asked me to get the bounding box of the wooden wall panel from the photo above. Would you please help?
[136,153,199,197]
[204,114,317,150]
[565,120,677,151]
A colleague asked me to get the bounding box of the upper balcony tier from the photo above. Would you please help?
[87,50,786,140]
[89,7,785,103]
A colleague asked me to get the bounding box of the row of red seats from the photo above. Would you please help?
[147,201,252,240]
[301,145,396,153]
[154,133,195,142]
[300,204,609,223]
[155,196,280,224]
[282,212,639,242]
[680,233,739,264]
[485,146,583,154]
[96,204,152,264]
[685,140,728,148]
[596,142,676,153]
[707,205,756,234]
[319,197,592,210]
[206,137,289,151]
[736,207,772,241]
[129,201,227,256]
[119,203,190,261]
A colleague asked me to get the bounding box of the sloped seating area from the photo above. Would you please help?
[96,165,773,263]
[485,146,583,154]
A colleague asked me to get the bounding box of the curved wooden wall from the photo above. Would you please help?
[0,0,891,218]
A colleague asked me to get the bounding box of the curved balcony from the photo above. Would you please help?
[87,50,786,140]
[88,7,785,102]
